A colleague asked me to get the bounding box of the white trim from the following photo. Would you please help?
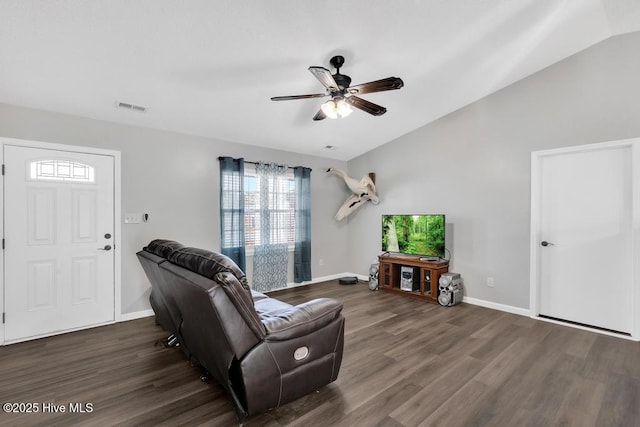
[531,315,639,342]
[2,320,115,345]
[1,137,121,157]
[0,145,4,345]
[119,309,155,322]
[462,296,530,317]
[462,295,639,341]
[530,137,640,340]
[288,272,369,287]
[529,149,541,319]
[633,143,640,339]
[0,136,122,344]
[113,147,122,323]
[262,272,369,293]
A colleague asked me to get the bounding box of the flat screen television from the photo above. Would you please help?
[381,214,445,258]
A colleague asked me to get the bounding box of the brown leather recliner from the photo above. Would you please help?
[137,240,345,420]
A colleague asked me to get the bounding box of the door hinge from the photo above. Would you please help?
[2,313,4,324]
[2,238,4,250]
[1,164,4,175]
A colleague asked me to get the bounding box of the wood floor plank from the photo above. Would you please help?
[389,356,485,426]
[553,376,605,427]
[0,280,638,426]
[417,379,489,427]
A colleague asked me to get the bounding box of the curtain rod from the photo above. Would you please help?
[218,157,312,171]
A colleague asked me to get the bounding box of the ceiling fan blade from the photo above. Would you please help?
[346,96,387,116]
[308,66,339,91]
[313,109,327,121]
[271,93,327,101]
[346,77,404,95]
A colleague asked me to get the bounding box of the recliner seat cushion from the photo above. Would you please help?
[258,298,344,341]
[251,290,269,302]
[254,297,294,315]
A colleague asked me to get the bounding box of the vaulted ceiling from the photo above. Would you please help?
[1,0,639,160]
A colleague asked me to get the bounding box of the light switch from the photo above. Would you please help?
[124,213,142,224]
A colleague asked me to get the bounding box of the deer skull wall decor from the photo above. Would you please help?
[326,167,379,220]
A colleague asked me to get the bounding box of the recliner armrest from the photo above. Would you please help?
[260,298,343,341]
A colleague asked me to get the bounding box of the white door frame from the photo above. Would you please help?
[530,138,640,341]
[0,136,122,345]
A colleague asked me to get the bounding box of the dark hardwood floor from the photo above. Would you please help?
[0,280,639,426]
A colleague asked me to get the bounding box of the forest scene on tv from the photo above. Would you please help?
[382,215,445,257]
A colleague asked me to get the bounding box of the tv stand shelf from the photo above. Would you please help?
[378,254,449,303]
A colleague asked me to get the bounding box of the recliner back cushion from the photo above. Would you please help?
[169,247,251,295]
[165,248,265,343]
[215,271,265,339]
[145,239,185,259]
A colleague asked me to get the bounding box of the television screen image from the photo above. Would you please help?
[381,214,445,258]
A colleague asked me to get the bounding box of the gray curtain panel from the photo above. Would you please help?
[294,166,312,283]
[219,156,246,271]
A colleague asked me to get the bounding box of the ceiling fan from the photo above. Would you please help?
[271,55,404,121]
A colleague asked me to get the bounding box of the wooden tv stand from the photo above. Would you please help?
[378,254,449,303]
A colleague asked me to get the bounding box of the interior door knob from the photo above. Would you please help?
[98,245,112,251]
[540,241,555,247]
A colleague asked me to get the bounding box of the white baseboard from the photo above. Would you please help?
[262,272,370,293]
[303,272,369,284]
[532,315,638,341]
[462,296,530,317]
[300,277,531,320]
[120,274,368,318]
[290,273,369,289]
[119,309,154,322]
[123,281,526,320]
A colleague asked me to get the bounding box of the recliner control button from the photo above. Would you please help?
[294,346,309,361]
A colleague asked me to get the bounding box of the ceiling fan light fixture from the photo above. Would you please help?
[336,98,353,118]
[321,97,352,119]
[321,100,339,119]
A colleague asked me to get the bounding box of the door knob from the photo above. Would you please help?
[98,245,112,251]
[540,241,555,247]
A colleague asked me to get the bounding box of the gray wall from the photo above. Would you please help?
[0,104,349,314]
[3,30,639,315]
[347,31,640,310]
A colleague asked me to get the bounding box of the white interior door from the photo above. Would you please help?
[4,145,115,342]
[536,144,633,334]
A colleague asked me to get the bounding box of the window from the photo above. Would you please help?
[219,157,311,282]
[30,160,95,183]
[243,165,296,248]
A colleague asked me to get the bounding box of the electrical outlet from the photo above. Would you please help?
[487,277,495,287]
[124,213,142,224]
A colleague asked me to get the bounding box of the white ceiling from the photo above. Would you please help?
[1,0,639,161]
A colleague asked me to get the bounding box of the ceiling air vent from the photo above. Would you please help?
[116,101,147,113]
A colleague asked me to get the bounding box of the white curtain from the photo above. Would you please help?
[252,162,289,292]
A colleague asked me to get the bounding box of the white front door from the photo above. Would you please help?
[535,143,633,334]
[4,145,115,342]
